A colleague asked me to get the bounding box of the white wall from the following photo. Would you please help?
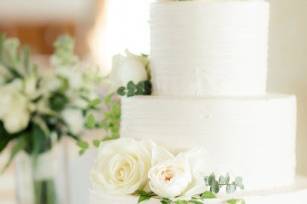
[268,0,307,175]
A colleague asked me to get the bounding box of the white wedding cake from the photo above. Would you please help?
[91,0,307,203]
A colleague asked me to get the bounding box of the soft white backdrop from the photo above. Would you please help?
[0,0,306,204]
[268,0,307,175]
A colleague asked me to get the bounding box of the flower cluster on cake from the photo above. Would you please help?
[89,0,307,204]
[91,139,245,204]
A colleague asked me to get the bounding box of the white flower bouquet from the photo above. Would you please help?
[0,34,101,204]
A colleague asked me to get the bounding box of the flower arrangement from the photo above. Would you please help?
[91,138,245,204]
[0,34,101,204]
[80,50,152,151]
[0,34,101,164]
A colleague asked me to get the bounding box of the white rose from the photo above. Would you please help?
[3,95,30,134]
[91,138,152,195]
[62,108,84,134]
[109,50,148,90]
[149,145,210,199]
[0,81,30,133]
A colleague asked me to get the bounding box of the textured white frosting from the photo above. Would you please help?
[90,177,307,204]
[121,95,296,190]
[150,1,269,96]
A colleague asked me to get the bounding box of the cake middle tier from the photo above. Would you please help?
[150,1,269,96]
[121,95,296,191]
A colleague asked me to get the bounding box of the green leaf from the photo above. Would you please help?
[49,92,69,112]
[174,200,188,204]
[226,184,236,194]
[143,80,152,95]
[77,140,89,149]
[127,81,136,90]
[79,149,86,156]
[235,177,243,185]
[211,180,220,194]
[201,191,216,199]
[136,191,155,203]
[58,76,69,92]
[208,173,216,186]
[28,123,52,155]
[235,177,244,190]
[117,87,126,96]
[127,81,137,97]
[93,140,101,148]
[0,122,15,153]
[85,113,96,129]
[138,194,153,203]
[226,199,246,204]
[189,200,203,204]
[88,98,101,109]
[160,198,172,204]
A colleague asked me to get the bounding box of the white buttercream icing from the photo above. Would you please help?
[150,1,269,96]
[121,95,296,190]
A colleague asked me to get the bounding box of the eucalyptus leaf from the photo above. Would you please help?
[226,184,236,194]
[211,180,220,194]
[235,177,243,186]
[208,173,216,186]
[117,86,126,96]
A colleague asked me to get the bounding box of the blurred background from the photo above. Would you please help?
[0,0,306,204]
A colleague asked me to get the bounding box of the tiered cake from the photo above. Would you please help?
[122,0,296,190]
[91,0,307,203]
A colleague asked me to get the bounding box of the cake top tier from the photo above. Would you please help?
[150,0,269,96]
[153,0,266,4]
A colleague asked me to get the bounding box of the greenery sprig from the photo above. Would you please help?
[117,80,152,97]
[136,173,245,204]
[205,173,244,194]
[78,94,121,155]
[78,79,151,154]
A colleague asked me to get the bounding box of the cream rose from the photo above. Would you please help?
[91,138,152,195]
[0,80,30,133]
[149,146,209,199]
[109,50,148,91]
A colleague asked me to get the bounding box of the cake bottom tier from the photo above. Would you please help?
[121,95,297,190]
[90,177,307,204]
